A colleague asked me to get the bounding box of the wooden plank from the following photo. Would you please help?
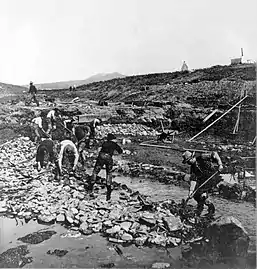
[202,109,219,123]
[188,95,248,142]
[139,142,211,153]
[139,143,182,151]
[77,114,111,123]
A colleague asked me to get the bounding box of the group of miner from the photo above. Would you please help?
[29,82,224,217]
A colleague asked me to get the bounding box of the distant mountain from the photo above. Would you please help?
[35,72,126,90]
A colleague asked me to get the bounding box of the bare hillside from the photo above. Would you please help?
[0,82,27,100]
[76,64,256,105]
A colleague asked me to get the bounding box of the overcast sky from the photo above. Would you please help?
[0,0,256,85]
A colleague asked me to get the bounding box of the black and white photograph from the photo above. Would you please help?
[0,0,256,268]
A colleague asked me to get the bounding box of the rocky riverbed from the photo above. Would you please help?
[0,136,256,268]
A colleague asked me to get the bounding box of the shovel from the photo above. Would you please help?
[183,171,220,205]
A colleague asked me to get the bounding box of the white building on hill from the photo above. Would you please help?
[181,61,189,71]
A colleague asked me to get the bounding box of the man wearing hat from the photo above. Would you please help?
[28,81,39,106]
[90,133,123,201]
[182,150,223,216]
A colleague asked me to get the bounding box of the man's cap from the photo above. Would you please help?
[30,81,33,84]
[182,150,194,164]
[107,133,116,141]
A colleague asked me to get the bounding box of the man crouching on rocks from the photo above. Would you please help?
[36,139,58,171]
[56,140,79,179]
[36,139,79,180]
[90,133,123,201]
[182,150,223,217]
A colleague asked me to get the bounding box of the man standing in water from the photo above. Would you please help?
[90,133,123,201]
[182,150,223,216]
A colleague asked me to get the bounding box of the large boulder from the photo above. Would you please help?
[203,216,250,262]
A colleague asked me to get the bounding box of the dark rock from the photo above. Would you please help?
[18,231,57,244]
[0,245,33,268]
[100,262,115,268]
[47,249,68,257]
[203,216,250,262]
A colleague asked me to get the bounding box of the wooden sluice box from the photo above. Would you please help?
[75,113,112,124]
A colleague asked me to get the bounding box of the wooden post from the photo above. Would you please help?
[160,120,165,132]
[188,95,248,142]
[233,88,245,134]
[233,104,241,134]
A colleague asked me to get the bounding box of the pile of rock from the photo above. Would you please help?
[98,123,159,137]
[217,181,256,202]
[1,172,187,247]
[0,136,251,262]
[0,136,187,248]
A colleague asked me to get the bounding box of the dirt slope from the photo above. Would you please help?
[0,82,27,100]
[75,63,256,105]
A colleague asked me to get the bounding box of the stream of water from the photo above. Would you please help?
[113,173,256,253]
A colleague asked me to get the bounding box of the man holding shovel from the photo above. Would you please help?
[182,150,223,216]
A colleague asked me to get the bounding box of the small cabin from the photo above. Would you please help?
[231,58,242,65]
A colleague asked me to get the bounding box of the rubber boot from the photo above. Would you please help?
[88,174,96,193]
[206,202,215,216]
[88,183,94,193]
[195,203,204,217]
[106,185,112,201]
